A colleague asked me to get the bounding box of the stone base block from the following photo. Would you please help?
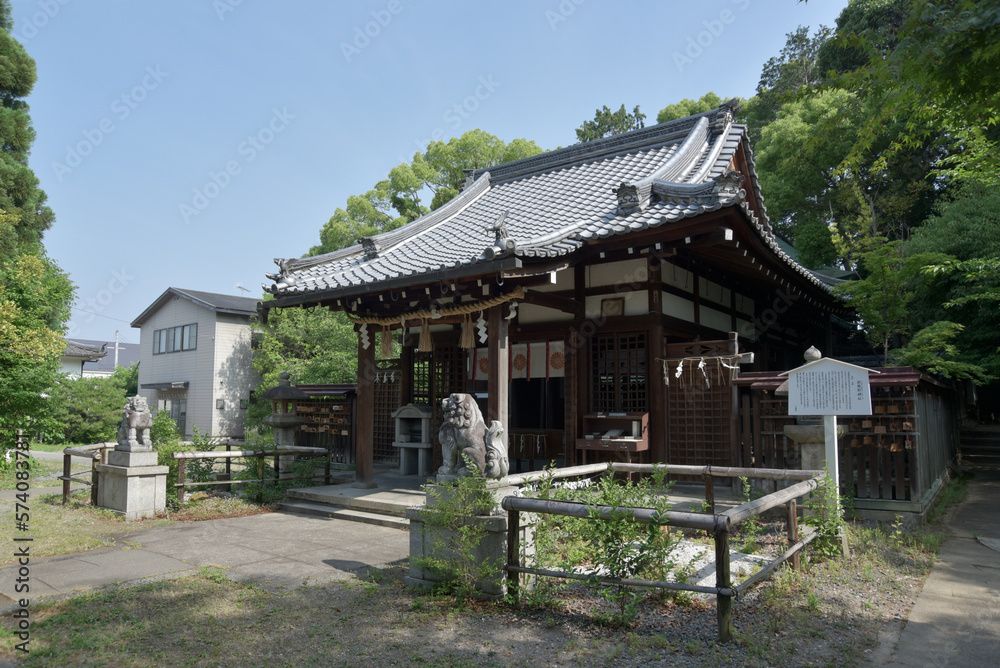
[405,506,535,599]
[95,463,169,520]
[108,450,159,467]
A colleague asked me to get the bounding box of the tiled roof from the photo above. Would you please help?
[264,103,827,299]
[132,288,260,327]
[63,339,106,360]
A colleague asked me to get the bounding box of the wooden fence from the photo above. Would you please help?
[60,443,115,505]
[497,462,826,642]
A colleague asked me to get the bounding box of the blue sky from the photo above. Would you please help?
[11,0,847,343]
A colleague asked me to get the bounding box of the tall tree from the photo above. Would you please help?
[821,0,1000,185]
[743,25,830,146]
[0,3,74,433]
[575,104,646,142]
[656,92,729,124]
[310,130,541,257]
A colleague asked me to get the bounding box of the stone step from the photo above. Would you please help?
[285,487,415,516]
[278,501,409,530]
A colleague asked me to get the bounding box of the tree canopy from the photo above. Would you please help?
[656,93,729,124]
[0,2,74,432]
[575,104,646,142]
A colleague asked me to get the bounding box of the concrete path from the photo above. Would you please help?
[881,467,1000,666]
[0,510,409,613]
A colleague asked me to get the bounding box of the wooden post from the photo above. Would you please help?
[91,457,99,506]
[355,328,376,488]
[257,456,264,503]
[786,499,800,570]
[487,305,509,456]
[647,256,667,464]
[564,330,579,467]
[715,529,732,643]
[178,458,186,504]
[62,452,71,505]
[507,508,520,601]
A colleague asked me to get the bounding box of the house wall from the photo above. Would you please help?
[136,297,217,438]
[212,314,259,438]
[58,357,85,377]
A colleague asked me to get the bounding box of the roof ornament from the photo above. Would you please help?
[713,170,746,199]
[612,182,640,216]
[358,236,380,260]
[484,210,517,260]
[710,98,740,134]
[262,258,295,294]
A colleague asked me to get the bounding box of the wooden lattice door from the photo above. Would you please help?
[373,359,401,465]
[665,338,739,467]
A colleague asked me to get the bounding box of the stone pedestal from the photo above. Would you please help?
[406,481,533,598]
[405,507,534,599]
[783,421,851,557]
[96,458,169,520]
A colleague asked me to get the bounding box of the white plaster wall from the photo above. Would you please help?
[662,292,695,322]
[584,291,647,319]
[517,303,573,324]
[587,258,647,289]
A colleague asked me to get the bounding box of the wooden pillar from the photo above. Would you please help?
[399,343,413,406]
[648,255,666,464]
[564,330,579,467]
[355,328,376,488]
[487,305,509,455]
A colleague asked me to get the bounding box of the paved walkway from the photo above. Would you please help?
[878,467,1000,666]
[0,509,410,614]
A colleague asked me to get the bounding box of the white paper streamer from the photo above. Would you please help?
[360,323,370,350]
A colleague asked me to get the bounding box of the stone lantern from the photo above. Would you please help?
[260,372,309,478]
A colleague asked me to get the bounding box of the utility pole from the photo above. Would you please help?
[113,330,121,368]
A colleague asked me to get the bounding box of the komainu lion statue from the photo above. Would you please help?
[117,395,153,451]
[437,393,508,480]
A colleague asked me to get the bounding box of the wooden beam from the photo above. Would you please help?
[521,288,584,316]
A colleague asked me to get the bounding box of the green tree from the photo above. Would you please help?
[833,240,944,365]
[0,4,73,434]
[743,25,830,146]
[48,364,138,444]
[656,92,727,124]
[822,0,1000,185]
[575,104,646,142]
[310,130,542,257]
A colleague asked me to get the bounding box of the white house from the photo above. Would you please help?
[59,339,106,378]
[131,288,260,438]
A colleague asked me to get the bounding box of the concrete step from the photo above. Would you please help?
[278,501,409,530]
[285,487,417,516]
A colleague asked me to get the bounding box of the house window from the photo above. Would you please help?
[153,323,198,354]
[591,332,646,413]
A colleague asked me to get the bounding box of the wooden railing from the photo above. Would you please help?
[172,444,330,503]
[60,443,116,505]
[499,462,826,643]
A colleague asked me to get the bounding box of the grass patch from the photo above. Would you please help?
[0,492,167,565]
[0,490,271,566]
[0,459,64,491]
[926,470,971,524]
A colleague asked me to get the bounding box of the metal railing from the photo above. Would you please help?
[499,462,827,642]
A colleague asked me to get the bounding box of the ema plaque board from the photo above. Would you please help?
[782,358,875,417]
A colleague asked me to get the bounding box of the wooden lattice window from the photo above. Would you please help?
[591,332,646,413]
[412,353,430,405]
